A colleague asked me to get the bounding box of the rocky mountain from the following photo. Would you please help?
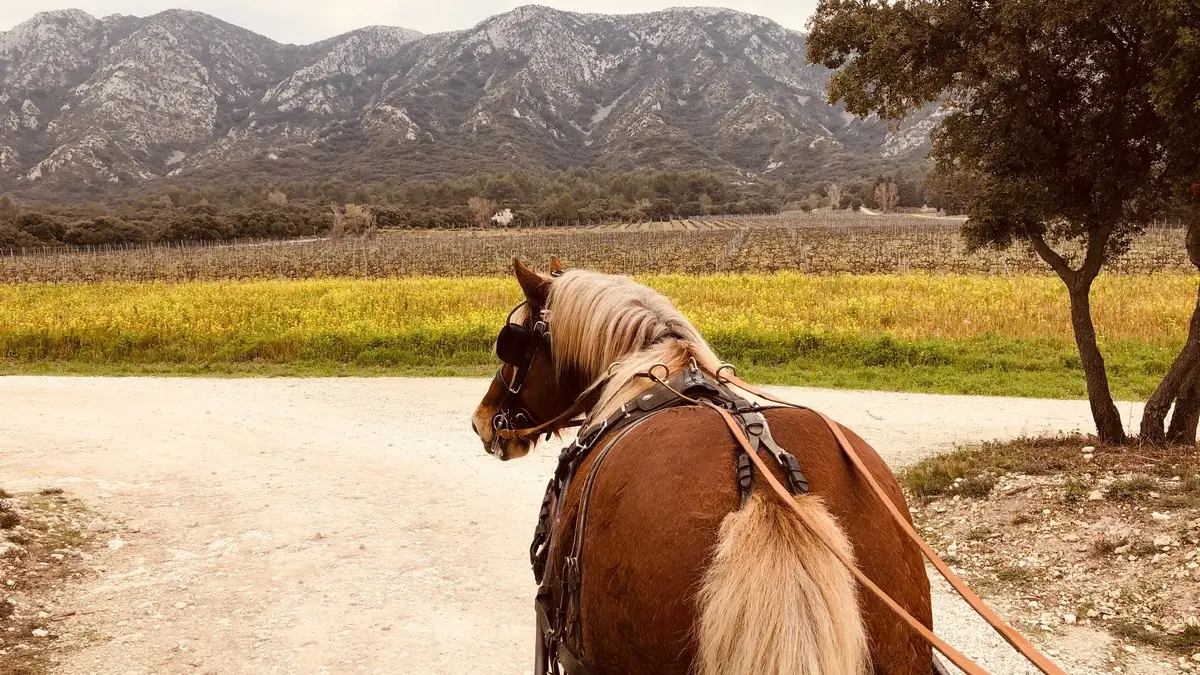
[0,5,933,197]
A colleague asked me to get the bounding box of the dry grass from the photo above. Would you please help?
[1,490,100,675]
[902,433,1200,507]
[1105,475,1158,502]
[1110,621,1200,656]
[0,216,1191,282]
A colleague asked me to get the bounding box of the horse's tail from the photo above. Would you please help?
[697,491,869,675]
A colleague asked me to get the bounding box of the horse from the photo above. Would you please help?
[471,259,935,675]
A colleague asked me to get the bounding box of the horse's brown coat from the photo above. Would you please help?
[543,405,933,675]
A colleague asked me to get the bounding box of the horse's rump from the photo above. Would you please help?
[541,405,933,675]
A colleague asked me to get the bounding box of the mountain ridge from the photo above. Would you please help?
[0,5,933,199]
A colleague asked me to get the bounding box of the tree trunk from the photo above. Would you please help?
[1028,228,1126,443]
[1140,284,1200,441]
[1068,283,1128,443]
[1142,210,1200,442]
[1167,363,1200,444]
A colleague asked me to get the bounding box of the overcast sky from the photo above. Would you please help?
[1,1,820,44]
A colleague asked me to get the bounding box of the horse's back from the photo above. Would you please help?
[550,405,932,675]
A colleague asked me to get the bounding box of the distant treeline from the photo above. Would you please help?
[0,168,946,249]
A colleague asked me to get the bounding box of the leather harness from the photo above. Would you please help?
[489,300,1063,675]
[529,366,809,675]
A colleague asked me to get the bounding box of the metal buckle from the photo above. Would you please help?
[716,363,737,382]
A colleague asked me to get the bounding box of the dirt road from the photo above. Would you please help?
[0,377,1146,674]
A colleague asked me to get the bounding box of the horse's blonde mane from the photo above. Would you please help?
[546,270,722,420]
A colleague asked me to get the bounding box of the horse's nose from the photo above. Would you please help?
[471,419,479,435]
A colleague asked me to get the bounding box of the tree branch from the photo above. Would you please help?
[1026,230,1075,283]
[1079,223,1114,282]
[1186,209,1200,270]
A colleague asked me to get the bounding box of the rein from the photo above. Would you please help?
[663,368,1068,675]
[495,373,611,442]
[489,283,1062,674]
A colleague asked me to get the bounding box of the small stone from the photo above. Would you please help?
[1152,512,1172,521]
[1192,653,1200,663]
[0,543,27,560]
[1124,645,1137,654]
[1083,454,1094,461]
[107,538,126,551]
[1082,446,1096,453]
[31,628,48,637]
[1088,490,1104,501]
[1154,535,1174,547]
[174,602,188,610]
[1114,544,1131,554]
[1062,533,1080,542]
[1063,613,1077,625]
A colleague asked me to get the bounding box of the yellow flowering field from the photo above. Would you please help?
[0,273,1193,398]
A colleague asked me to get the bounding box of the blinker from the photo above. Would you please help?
[497,322,541,368]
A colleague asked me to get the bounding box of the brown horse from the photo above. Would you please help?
[472,259,934,675]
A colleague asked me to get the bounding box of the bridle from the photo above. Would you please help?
[489,292,611,458]
[490,300,553,453]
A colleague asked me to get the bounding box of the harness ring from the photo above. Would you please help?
[716,363,738,382]
[647,363,670,382]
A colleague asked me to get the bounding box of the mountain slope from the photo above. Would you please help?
[0,5,934,196]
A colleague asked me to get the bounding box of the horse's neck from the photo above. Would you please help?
[585,341,694,423]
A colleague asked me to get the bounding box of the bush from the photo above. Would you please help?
[15,212,67,244]
[63,217,149,245]
[0,223,39,249]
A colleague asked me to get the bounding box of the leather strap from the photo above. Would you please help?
[719,376,1068,675]
[497,374,611,441]
[701,399,992,675]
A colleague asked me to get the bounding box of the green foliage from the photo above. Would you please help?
[808,0,1189,247]
[1062,476,1091,503]
[1,169,784,249]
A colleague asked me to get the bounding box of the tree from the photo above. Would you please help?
[826,184,843,211]
[543,193,579,222]
[0,196,17,222]
[678,201,705,219]
[491,208,515,226]
[809,0,1190,442]
[467,196,498,226]
[1139,7,1200,443]
[924,170,982,215]
[872,180,899,213]
[645,198,677,221]
[329,205,346,242]
[343,204,376,236]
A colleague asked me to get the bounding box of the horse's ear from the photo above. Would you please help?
[513,257,549,306]
[549,256,565,275]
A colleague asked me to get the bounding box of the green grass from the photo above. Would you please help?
[0,344,1161,399]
